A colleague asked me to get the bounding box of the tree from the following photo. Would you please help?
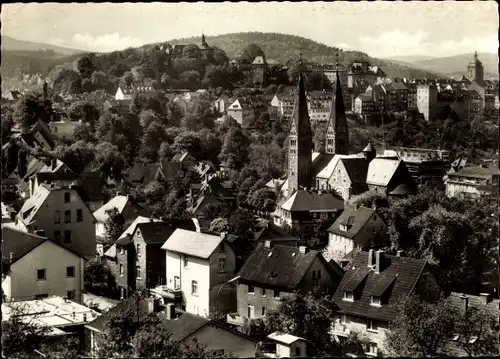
[68,101,100,128]
[52,141,95,173]
[209,217,230,233]
[182,44,202,59]
[104,207,126,243]
[179,338,232,358]
[53,68,82,95]
[84,258,119,298]
[454,305,499,356]
[77,55,95,78]
[13,93,53,131]
[247,187,277,212]
[94,141,125,180]
[219,127,250,170]
[385,295,455,356]
[140,121,166,162]
[72,122,95,142]
[132,321,180,358]
[266,292,340,356]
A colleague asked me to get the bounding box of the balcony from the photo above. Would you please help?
[331,322,351,337]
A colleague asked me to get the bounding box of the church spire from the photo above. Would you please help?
[287,52,313,193]
[325,52,349,155]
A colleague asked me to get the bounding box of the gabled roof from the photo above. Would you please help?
[136,220,196,245]
[327,206,379,239]
[161,229,224,259]
[126,163,161,184]
[2,227,84,265]
[35,172,103,202]
[449,165,500,179]
[447,292,500,316]
[17,185,52,225]
[93,195,150,223]
[366,158,401,186]
[342,158,370,184]
[315,154,365,179]
[252,56,266,65]
[280,190,344,212]
[333,251,428,322]
[237,243,344,291]
[227,99,242,110]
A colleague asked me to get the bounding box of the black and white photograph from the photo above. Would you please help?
[1,1,499,357]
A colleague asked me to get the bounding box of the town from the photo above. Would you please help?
[2,3,500,358]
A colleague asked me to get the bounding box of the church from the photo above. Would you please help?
[271,56,416,230]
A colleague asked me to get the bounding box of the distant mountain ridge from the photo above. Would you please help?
[1,35,83,55]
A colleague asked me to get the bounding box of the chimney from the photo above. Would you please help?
[264,240,272,249]
[116,191,122,196]
[299,246,308,254]
[480,293,492,304]
[51,159,57,171]
[368,249,375,267]
[149,218,154,223]
[460,294,469,314]
[375,250,385,274]
[34,229,46,237]
[9,252,13,263]
[396,250,404,257]
[127,194,133,200]
[165,303,176,320]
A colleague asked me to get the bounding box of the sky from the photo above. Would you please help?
[2,2,498,58]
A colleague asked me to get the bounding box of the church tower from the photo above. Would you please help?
[325,54,349,155]
[467,51,484,84]
[288,54,313,193]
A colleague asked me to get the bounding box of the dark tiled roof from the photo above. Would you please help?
[342,158,370,184]
[389,183,414,196]
[280,190,344,212]
[127,163,161,184]
[312,153,335,177]
[327,206,376,239]
[158,310,210,342]
[115,234,132,246]
[237,243,344,291]
[333,251,427,322]
[35,172,104,201]
[447,292,500,316]
[2,227,48,264]
[136,220,196,244]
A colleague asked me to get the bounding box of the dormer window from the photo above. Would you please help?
[370,296,381,306]
[340,224,348,232]
[343,291,354,302]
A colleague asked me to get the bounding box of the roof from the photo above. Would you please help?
[158,309,211,342]
[227,99,242,110]
[449,165,500,179]
[35,172,104,201]
[342,158,370,184]
[252,56,266,65]
[333,251,428,322]
[161,229,223,259]
[126,163,161,184]
[93,195,149,223]
[447,292,500,316]
[366,158,401,186]
[136,220,196,244]
[392,82,408,91]
[363,143,376,153]
[327,206,377,239]
[280,189,344,212]
[357,94,373,101]
[268,332,307,345]
[17,185,52,225]
[389,183,414,196]
[237,243,344,291]
[316,154,365,179]
[2,227,85,265]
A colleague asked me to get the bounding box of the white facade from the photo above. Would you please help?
[227,99,243,125]
[115,86,132,101]
[2,240,84,303]
[165,250,211,317]
[49,120,82,141]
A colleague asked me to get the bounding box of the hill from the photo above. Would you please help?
[385,55,437,62]
[410,52,498,80]
[1,35,83,55]
[165,32,443,79]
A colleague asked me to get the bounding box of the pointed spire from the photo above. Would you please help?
[292,53,311,137]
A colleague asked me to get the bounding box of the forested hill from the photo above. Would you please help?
[164,32,443,79]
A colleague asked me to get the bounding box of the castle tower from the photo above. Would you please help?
[288,54,313,193]
[467,51,484,84]
[325,54,349,155]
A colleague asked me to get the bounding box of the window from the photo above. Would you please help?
[137,244,141,256]
[341,314,350,324]
[120,287,125,299]
[136,266,141,278]
[274,290,280,299]
[367,319,378,332]
[64,192,70,203]
[370,296,381,306]
[54,230,60,242]
[35,293,49,299]
[37,269,46,281]
[368,342,378,355]
[64,210,71,223]
[248,285,254,294]
[192,280,198,295]
[54,210,60,224]
[66,290,76,300]
[219,258,226,273]
[295,347,301,356]
[119,264,123,275]
[174,276,180,289]
[313,270,316,280]
[76,209,83,222]
[66,266,75,277]
[248,305,255,319]
[262,289,266,297]
[262,306,266,316]
[343,291,354,302]
[317,270,321,279]
[64,230,72,243]
[183,256,188,268]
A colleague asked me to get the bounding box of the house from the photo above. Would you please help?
[327,205,388,260]
[172,151,197,169]
[93,194,151,241]
[106,220,196,298]
[1,90,22,102]
[2,227,85,303]
[227,99,244,124]
[125,161,183,187]
[354,94,375,115]
[331,249,441,355]
[20,158,72,199]
[228,242,344,326]
[252,219,299,248]
[48,119,83,141]
[265,332,308,358]
[85,297,257,357]
[2,296,100,347]
[392,82,409,110]
[273,189,344,230]
[366,157,417,196]
[214,95,232,113]
[161,229,238,317]
[445,164,500,199]
[307,90,331,123]
[15,184,97,258]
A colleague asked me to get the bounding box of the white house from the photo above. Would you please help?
[2,227,85,303]
[115,86,132,101]
[49,119,84,141]
[226,99,243,125]
[161,229,237,317]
